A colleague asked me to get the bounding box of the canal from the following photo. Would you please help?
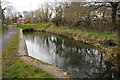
[24,32,106,78]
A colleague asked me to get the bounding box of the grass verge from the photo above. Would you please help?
[17,23,120,78]
[0,28,7,34]
[0,29,2,33]
[18,23,119,48]
[18,23,120,58]
[18,24,118,38]
[17,23,48,30]
[2,26,54,78]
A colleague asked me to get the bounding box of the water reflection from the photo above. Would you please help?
[24,32,106,78]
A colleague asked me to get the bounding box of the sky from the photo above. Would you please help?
[1,0,119,12]
[1,0,52,12]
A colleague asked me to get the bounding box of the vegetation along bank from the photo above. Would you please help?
[2,26,55,78]
[18,23,120,78]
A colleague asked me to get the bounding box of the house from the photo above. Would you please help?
[17,18,26,24]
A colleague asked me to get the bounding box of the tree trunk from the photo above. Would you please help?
[110,2,119,32]
[111,6,117,30]
[87,13,92,29]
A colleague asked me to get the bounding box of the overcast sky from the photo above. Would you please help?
[1,0,119,12]
[1,0,52,12]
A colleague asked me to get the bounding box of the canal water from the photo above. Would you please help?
[24,32,106,78]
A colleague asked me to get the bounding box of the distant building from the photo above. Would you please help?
[17,18,26,24]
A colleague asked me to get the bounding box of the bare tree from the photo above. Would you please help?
[109,2,119,31]
[0,1,6,28]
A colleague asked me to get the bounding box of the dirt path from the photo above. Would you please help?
[0,25,16,79]
[0,25,16,53]
[19,29,71,79]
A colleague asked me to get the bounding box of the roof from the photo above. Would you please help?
[17,18,25,20]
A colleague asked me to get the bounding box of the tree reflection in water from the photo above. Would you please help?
[24,32,106,78]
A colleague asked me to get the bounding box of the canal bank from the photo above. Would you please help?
[19,29,72,79]
[43,26,120,79]
[19,24,120,79]
[2,26,55,79]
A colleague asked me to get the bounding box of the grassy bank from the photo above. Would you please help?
[1,25,9,34]
[2,26,54,78]
[18,23,119,48]
[18,23,120,60]
[18,23,48,30]
[0,28,7,34]
[0,29,2,34]
[47,26,118,46]
[17,23,120,78]
[18,23,120,78]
